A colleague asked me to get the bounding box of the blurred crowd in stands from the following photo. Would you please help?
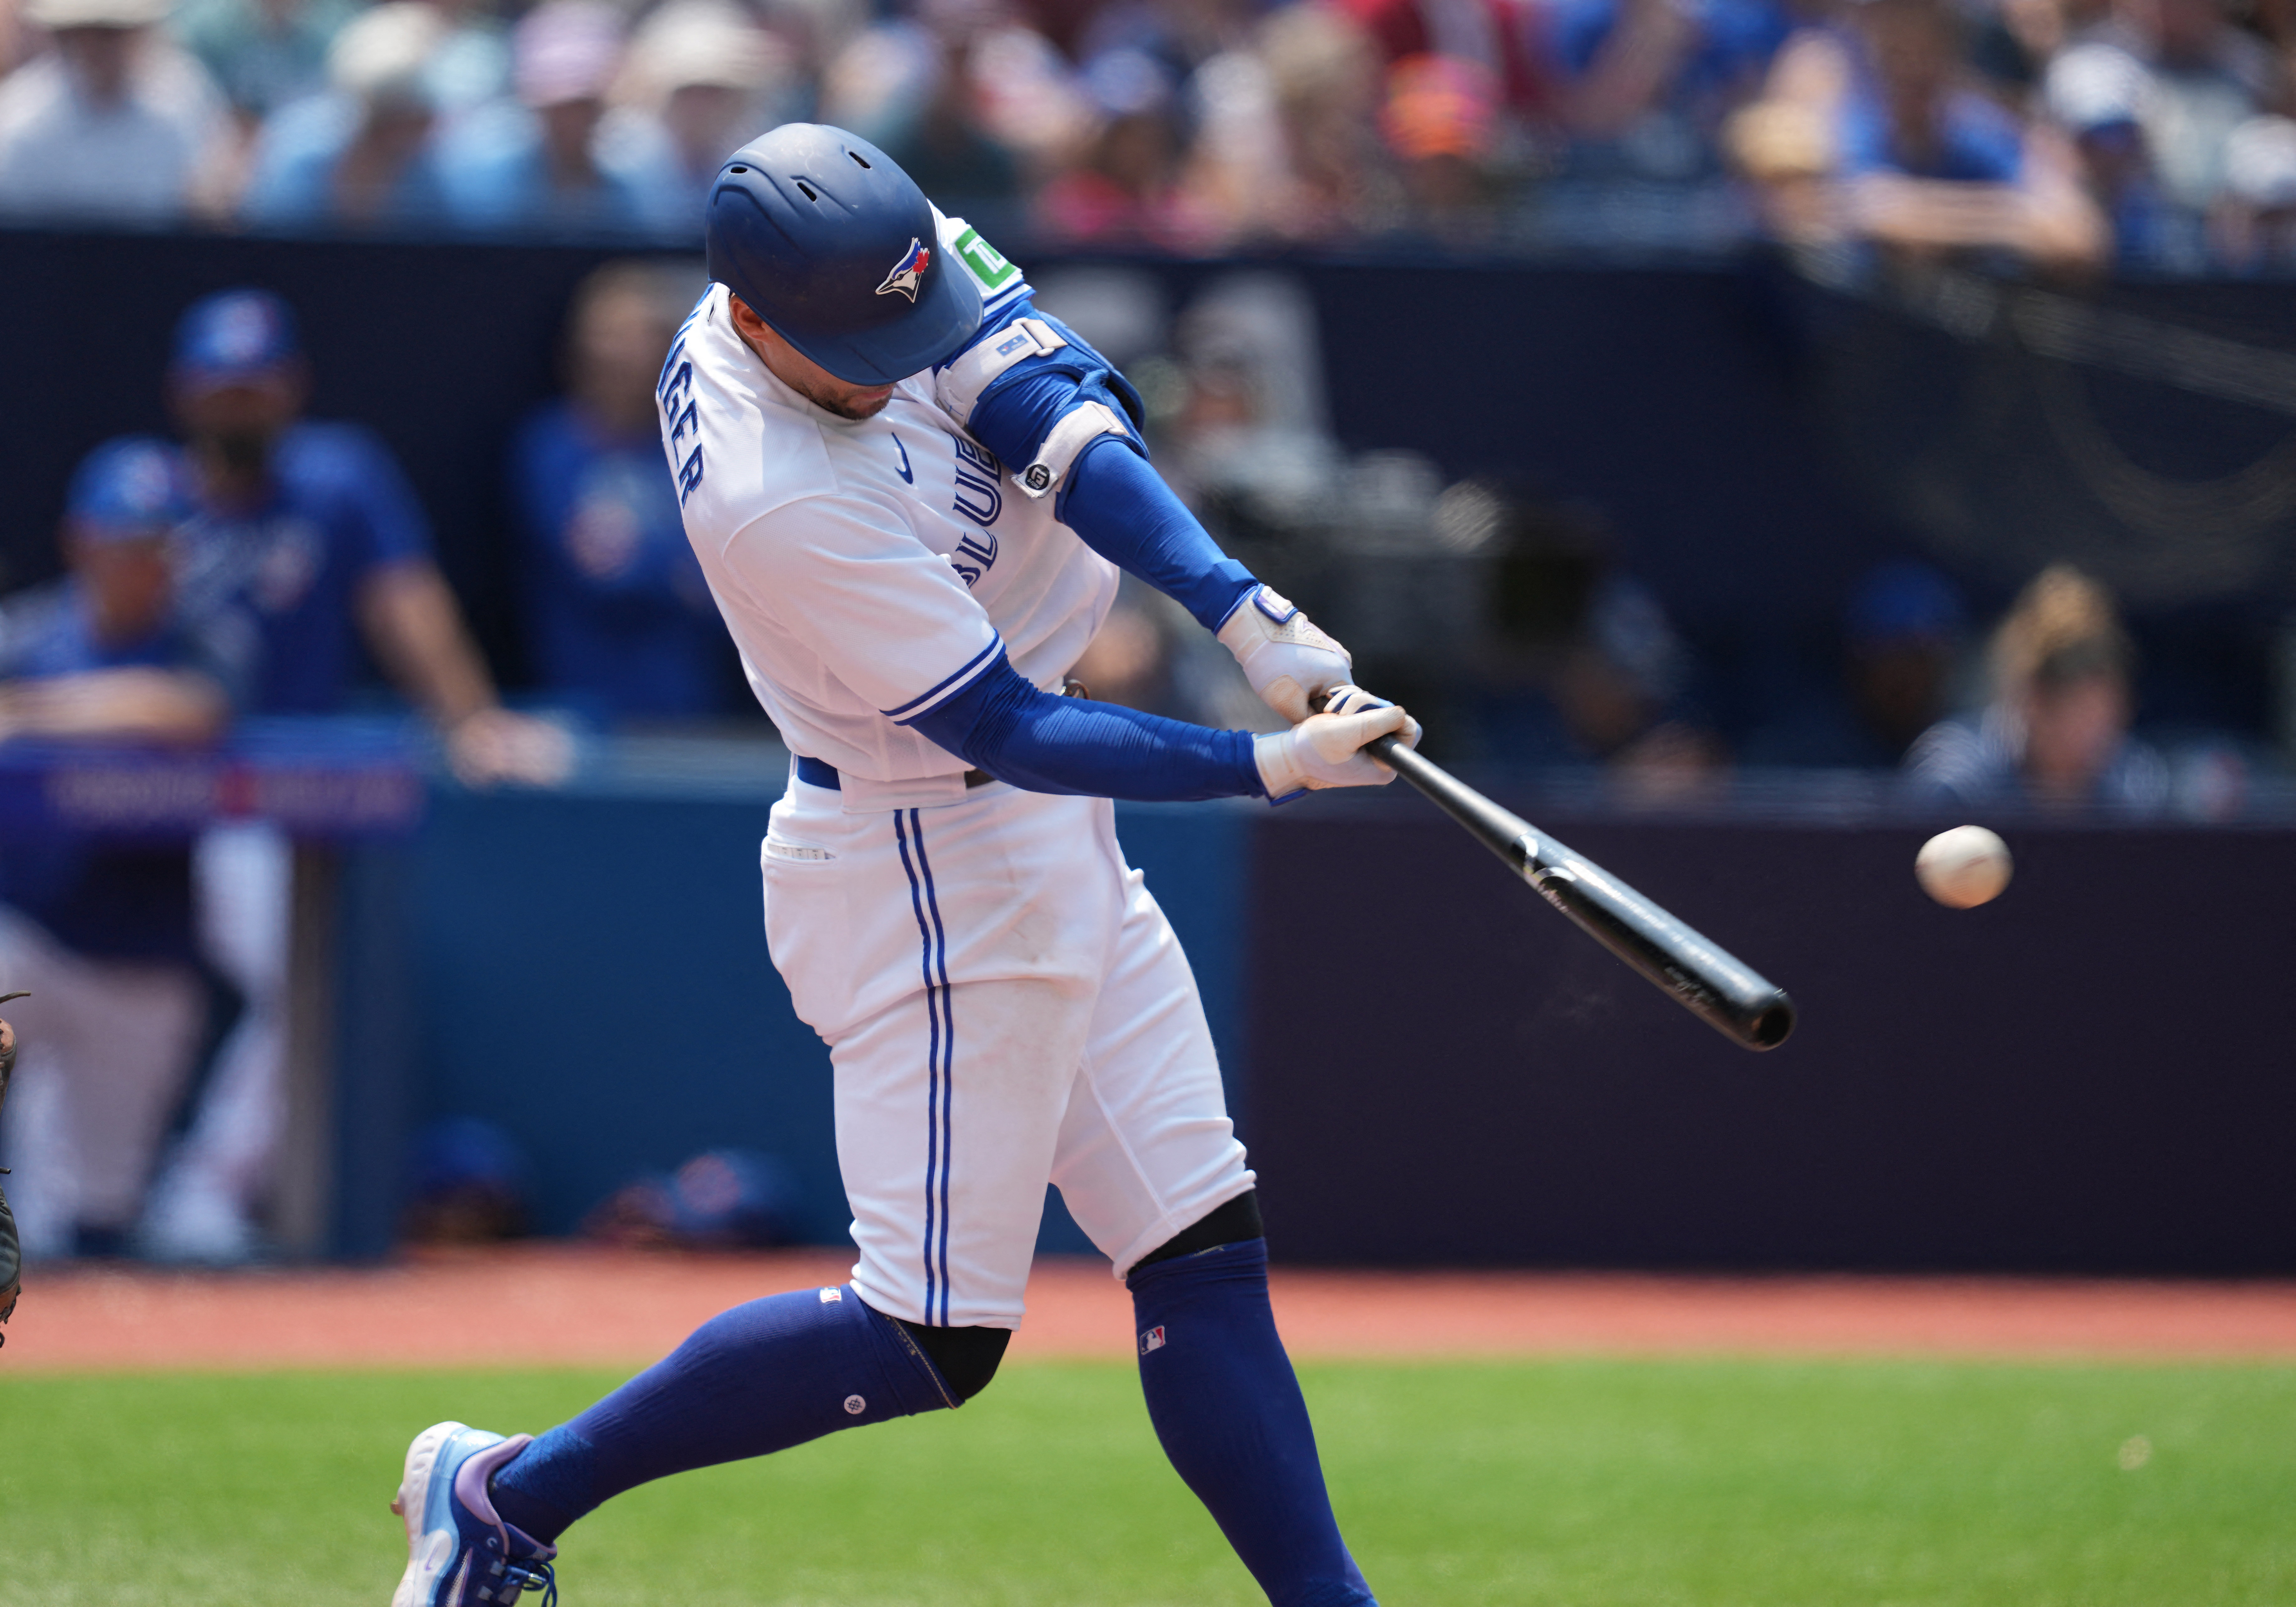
[4,0,2296,269]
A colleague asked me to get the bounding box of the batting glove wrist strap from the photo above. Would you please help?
[1216,587,1352,724]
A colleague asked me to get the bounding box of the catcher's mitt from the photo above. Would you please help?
[1,990,24,1342]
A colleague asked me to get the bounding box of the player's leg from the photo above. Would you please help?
[402,786,1112,1603]
[479,964,1094,1548]
[1051,862,1378,1607]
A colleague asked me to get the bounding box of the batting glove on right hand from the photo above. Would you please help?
[1252,686,1421,801]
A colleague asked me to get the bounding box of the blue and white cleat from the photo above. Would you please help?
[390,1421,559,1606]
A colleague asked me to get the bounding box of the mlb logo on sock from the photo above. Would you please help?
[1139,1325,1166,1355]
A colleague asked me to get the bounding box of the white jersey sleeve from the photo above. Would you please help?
[715,493,1003,728]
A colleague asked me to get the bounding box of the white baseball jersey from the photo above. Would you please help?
[662,213,1118,808]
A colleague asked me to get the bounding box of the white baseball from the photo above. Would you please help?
[1915,825,2013,908]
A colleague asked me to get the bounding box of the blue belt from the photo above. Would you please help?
[795,755,992,791]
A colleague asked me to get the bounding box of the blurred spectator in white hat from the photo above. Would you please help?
[242,1,452,229]
[2085,0,2280,212]
[599,0,792,238]
[171,0,355,130]
[2043,37,2194,267]
[418,0,511,118]
[437,0,678,237]
[2212,112,2296,268]
[0,0,231,222]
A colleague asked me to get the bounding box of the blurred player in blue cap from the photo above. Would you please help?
[154,288,571,1263]
[168,287,569,783]
[0,437,250,1259]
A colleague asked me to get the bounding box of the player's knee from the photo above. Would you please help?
[897,1320,1010,1404]
[1131,1189,1264,1280]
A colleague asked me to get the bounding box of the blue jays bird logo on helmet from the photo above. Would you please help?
[876,238,930,302]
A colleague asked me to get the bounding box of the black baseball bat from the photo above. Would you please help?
[1355,728,1795,1051]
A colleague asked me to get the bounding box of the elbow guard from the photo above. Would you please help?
[934,307,1145,505]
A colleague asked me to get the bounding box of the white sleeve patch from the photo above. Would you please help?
[933,317,1067,427]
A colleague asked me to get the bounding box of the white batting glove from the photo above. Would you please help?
[1252,685,1421,801]
[1215,585,1353,723]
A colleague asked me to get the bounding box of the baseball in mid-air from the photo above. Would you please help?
[1915,826,2013,908]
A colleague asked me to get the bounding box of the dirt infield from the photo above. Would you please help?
[6,1245,2296,1373]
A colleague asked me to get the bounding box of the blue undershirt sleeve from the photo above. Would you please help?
[1060,435,1258,633]
[905,654,1264,802]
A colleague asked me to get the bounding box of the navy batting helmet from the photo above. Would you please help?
[705,124,982,386]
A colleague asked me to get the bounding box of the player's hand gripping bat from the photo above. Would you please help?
[1326,705,1795,1050]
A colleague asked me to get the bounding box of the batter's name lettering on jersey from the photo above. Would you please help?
[658,344,705,504]
[952,226,1020,294]
[656,296,704,396]
[1140,1325,1166,1355]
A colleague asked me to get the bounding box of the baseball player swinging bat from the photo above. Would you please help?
[1329,706,1794,1050]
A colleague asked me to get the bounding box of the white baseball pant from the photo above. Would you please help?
[761,772,1254,1329]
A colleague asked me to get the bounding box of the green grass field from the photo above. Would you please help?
[3,1357,2292,1605]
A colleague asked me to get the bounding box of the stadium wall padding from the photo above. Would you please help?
[363,779,2296,1275]
[370,786,1247,1256]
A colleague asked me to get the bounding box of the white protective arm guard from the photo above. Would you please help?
[1252,687,1422,801]
[1215,585,1354,723]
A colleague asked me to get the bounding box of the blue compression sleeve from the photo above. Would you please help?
[957,312,1256,632]
[906,654,1263,802]
[1063,435,1258,632]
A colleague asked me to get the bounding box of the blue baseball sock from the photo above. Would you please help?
[1128,1239,1377,1607]
[488,1285,951,1541]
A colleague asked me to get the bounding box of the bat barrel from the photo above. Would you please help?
[1521,835,1796,1050]
[1368,734,1795,1052]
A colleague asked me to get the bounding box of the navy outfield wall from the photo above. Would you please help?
[354,765,2296,1275]
[1246,793,2296,1275]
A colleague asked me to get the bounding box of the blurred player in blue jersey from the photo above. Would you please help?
[510,260,735,721]
[0,438,249,1259]
[168,287,569,782]
[153,287,569,1263]
[390,125,1415,1607]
